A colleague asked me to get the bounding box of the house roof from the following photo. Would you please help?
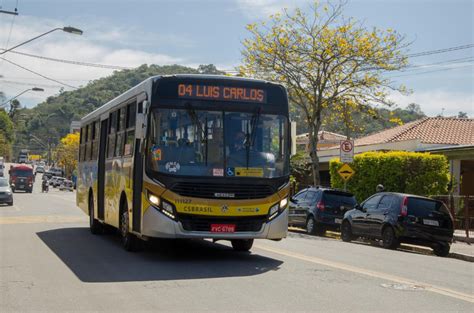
[355,117,474,146]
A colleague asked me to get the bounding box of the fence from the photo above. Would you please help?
[431,195,473,239]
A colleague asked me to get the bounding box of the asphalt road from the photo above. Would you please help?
[1,173,473,312]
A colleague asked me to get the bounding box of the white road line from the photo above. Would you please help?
[255,244,474,304]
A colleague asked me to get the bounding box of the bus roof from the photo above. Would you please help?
[80,75,282,125]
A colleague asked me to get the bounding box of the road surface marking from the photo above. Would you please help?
[255,244,474,304]
[0,215,87,224]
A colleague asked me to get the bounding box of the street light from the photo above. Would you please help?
[0,26,83,55]
[0,87,44,107]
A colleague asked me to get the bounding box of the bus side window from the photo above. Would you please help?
[124,102,136,156]
[85,125,91,161]
[107,111,117,158]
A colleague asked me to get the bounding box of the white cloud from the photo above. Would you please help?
[0,15,186,107]
[389,90,474,117]
[235,0,308,18]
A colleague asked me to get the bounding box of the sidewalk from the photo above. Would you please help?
[454,229,474,243]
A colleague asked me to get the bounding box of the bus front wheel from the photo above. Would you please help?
[231,239,254,252]
[120,205,142,252]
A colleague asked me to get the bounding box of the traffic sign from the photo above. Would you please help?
[340,140,354,163]
[338,163,355,181]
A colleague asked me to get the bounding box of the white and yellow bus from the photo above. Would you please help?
[77,75,290,251]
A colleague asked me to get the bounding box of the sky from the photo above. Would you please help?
[0,0,473,117]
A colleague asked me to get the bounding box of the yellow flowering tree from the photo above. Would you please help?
[55,133,79,178]
[240,1,410,185]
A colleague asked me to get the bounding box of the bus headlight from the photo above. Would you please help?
[147,191,160,206]
[280,198,288,209]
[268,197,288,221]
[160,199,176,220]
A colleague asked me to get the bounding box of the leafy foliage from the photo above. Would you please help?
[54,133,80,178]
[329,151,449,202]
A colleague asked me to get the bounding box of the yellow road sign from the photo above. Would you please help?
[338,163,355,181]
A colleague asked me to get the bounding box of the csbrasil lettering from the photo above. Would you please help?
[178,84,266,103]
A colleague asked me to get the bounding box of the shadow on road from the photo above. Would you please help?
[37,227,283,283]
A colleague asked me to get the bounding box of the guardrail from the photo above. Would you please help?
[431,195,473,240]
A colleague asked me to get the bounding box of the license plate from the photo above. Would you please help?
[211,224,236,233]
[423,219,439,226]
[335,218,342,224]
[19,185,24,188]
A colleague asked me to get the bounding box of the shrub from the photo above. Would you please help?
[330,151,449,202]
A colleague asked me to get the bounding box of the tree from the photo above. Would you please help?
[458,111,468,118]
[54,133,79,178]
[240,1,410,185]
[8,99,21,119]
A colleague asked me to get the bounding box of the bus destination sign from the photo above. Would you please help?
[178,84,266,103]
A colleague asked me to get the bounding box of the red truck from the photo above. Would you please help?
[9,164,34,193]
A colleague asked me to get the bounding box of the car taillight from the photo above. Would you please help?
[400,196,408,217]
[317,201,325,211]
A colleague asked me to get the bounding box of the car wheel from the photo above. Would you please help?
[231,239,254,252]
[89,195,103,235]
[120,205,141,252]
[433,243,450,257]
[7,202,13,206]
[341,221,353,242]
[306,216,316,235]
[382,226,399,250]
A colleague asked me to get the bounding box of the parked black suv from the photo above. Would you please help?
[341,192,454,256]
[288,187,357,235]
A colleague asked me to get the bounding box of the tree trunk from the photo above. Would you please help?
[307,124,321,186]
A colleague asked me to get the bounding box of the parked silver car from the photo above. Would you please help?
[0,177,13,206]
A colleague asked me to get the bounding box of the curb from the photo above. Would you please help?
[400,244,474,263]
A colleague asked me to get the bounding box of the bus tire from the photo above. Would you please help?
[89,194,103,235]
[120,202,142,252]
[231,239,254,252]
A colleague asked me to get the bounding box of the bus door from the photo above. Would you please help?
[97,118,108,220]
[132,96,147,232]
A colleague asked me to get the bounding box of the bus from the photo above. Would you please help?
[77,75,290,251]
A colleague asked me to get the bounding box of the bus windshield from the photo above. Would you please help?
[147,108,289,178]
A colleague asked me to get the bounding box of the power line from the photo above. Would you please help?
[389,64,474,78]
[4,49,133,70]
[407,44,474,58]
[0,56,78,89]
[0,79,64,88]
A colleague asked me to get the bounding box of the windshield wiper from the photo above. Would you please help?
[185,103,208,165]
[245,107,261,168]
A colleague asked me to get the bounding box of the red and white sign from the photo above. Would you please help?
[211,224,236,233]
[340,140,354,163]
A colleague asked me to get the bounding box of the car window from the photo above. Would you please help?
[407,197,450,217]
[322,191,357,208]
[377,195,395,210]
[305,191,318,205]
[293,191,308,202]
[362,194,383,211]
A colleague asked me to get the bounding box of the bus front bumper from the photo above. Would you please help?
[141,206,288,240]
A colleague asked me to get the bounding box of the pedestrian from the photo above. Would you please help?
[376,184,385,193]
